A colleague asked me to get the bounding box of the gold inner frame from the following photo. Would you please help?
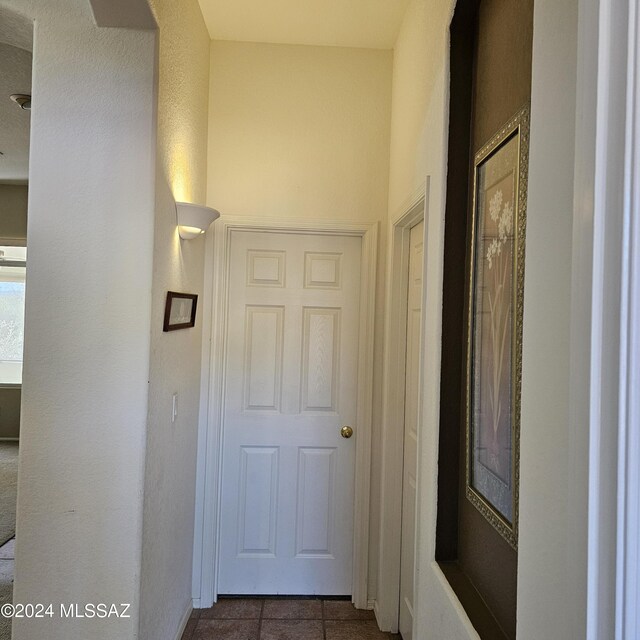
[465,105,530,551]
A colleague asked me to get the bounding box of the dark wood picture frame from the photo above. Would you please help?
[465,106,529,549]
[163,291,198,332]
[436,2,533,636]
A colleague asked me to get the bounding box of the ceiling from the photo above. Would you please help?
[0,42,31,182]
[0,7,32,52]
[197,0,410,49]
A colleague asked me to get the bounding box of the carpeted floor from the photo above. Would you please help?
[0,444,17,640]
[0,550,12,640]
[0,443,18,547]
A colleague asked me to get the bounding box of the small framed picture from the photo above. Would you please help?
[163,291,198,332]
[465,105,530,550]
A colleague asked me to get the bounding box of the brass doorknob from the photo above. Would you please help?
[340,426,353,439]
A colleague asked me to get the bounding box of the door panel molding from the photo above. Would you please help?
[193,216,378,609]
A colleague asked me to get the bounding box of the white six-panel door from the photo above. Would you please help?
[399,221,424,638]
[218,230,362,595]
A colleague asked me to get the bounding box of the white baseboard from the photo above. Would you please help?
[372,599,386,632]
[367,598,376,611]
[373,598,398,633]
[174,602,193,640]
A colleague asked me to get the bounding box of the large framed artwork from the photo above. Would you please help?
[465,106,529,549]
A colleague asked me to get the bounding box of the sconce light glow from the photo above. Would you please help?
[175,201,220,240]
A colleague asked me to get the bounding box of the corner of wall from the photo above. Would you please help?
[139,0,212,637]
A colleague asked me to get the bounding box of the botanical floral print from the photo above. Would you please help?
[470,133,518,524]
[467,110,528,546]
[483,185,513,478]
[486,189,513,269]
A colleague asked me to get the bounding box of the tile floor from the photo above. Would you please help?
[0,540,402,640]
[181,598,401,640]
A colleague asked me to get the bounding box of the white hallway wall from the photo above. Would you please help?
[0,0,213,638]
[385,0,585,638]
[139,0,211,638]
[0,1,157,639]
[517,0,584,636]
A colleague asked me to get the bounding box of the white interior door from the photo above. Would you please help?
[218,229,362,595]
[399,221,424,638]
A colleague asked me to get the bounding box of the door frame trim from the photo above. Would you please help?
[375,192,426,632]
[576,0,640,636]
[192,215,378,609]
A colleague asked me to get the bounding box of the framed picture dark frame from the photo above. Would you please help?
[465,105,530,550]
[163,291,198,332]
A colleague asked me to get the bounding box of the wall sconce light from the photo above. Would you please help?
[10,94,31,110]
[175,201,220,240]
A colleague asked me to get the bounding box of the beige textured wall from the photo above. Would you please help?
[208,40,392,222]
[8,2,157,637]
[207,40,393,602]
[387,0,438,219]
[0,0,206,637]
[517,0,583,636]
[139,0,211,638]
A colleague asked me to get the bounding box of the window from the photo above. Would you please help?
[0,246,26,385]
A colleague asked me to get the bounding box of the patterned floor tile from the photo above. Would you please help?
[192,618,260,640]
[260,618,324,640]
[262,599,322,620]
[199,598,263,619]
[323,600,376,620]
